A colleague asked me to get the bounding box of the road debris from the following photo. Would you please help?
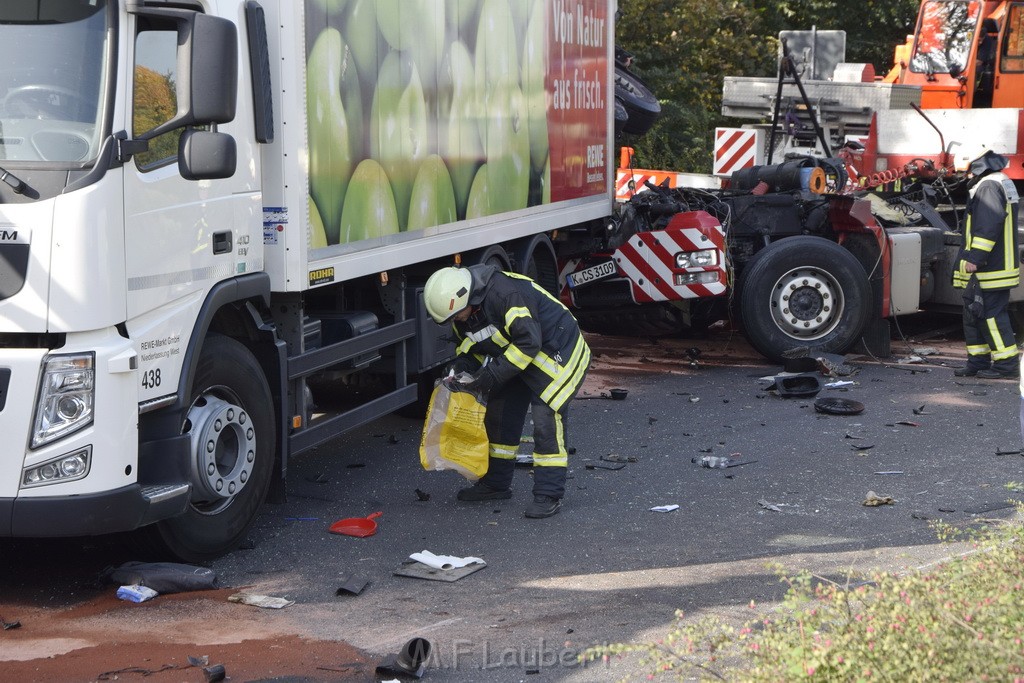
[409,550,484,571]
[116,585,158,603]
[227,593,295,609]
[650,505,679,512]
[1,615,21,630]
[335,575,370,596]
[851,443,875,451]
[414,488,431,501]
[912,405,931,415]
[996,447,1023,455]
[863,491,895,506]
[814,397,865,415]
[602,454,638,463]
[757,499,783,513]
[376,637,432,679]
[874,471,904,475]
[771,373,823,397]
[202,663,226,682]
[586,461,625,470]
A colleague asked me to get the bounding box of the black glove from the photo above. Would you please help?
[445,356,479,378]
[964,274,984,318]
[458,366,496,395]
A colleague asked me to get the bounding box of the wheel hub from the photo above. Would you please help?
[770,268,843,339]
[186,394,255,505]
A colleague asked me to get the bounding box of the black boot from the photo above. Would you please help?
[525,495,562,518]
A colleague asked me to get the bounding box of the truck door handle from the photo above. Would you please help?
[213,230,232,255]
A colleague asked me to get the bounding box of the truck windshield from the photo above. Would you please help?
[0,1,108,166]
[911,0,981,75]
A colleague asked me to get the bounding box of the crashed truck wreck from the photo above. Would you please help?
[557,160,1015,363]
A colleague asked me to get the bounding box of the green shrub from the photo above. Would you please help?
[584,507,1024,681]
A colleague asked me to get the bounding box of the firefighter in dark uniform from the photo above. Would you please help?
[952,150,1021,379]
[424,264,591,518]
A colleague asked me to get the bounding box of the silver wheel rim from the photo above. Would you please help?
[768,266,844,340]
[186,391,255,512]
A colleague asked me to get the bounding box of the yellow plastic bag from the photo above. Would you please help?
[418,380,488,480]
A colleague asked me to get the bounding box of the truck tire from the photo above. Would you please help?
[150,335,275,561]
[513,234,558,295]
[737,236,872,363]
[465,244,510,270]
[615,67,660,136]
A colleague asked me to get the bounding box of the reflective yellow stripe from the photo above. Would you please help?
[992,346,1018,361]
[457,338,474,354]
[492,330,509,347]
[967,343,990,355]
[489,443,518,460]
[540,336,591,409]
[973,236,996,251]
[533,453,568,467]
[503,343,532,370]
[550,343,591,409]
[986,318,1015,358]
[532,349,562,376]
[505,306,531,328]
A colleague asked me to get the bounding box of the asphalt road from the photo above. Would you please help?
[3,322,1024,682]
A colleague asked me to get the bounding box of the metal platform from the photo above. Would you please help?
[722,77,922,127]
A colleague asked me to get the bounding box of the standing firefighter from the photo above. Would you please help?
[952,150,1021,380]
[424,265,591,518]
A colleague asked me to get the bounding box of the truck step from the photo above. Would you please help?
[141,483,190,504]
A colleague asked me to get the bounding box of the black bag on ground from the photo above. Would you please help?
[101,561,218,593]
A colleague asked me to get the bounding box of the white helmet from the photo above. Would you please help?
[424,267,473,323]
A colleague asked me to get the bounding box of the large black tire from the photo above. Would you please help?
[148,335,275,562]
[513,233,558,296]
[737,236,872,363]
[615,67,660,136]
[465,244,511,271]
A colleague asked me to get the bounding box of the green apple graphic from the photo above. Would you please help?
[342,0,382,103]
[474,0,518,108]
[465,163,490,219]
[376,0,444,90]
[339,159,400,243]
[484,84,530,213]
[408,154,458,231]
[443,40,484,218]
[307,28,352,244]
[309,196,328,249]
[370,51,429,231]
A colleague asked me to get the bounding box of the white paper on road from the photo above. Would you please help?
[649,504,679,513]
[227,592,295,609]
[409,550,485,570]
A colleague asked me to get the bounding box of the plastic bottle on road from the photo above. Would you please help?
[691,455,730,469]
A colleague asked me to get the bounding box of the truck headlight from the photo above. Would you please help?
[31,353,95,448]
[675,250,718,268]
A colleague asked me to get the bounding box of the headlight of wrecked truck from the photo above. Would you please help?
[31,353,95,449]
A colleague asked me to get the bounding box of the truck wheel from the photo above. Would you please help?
[738,236,871,363]
[465,244,510,270]
[513,234,558,295]
[615,67,660,136]
[151,335,275,561]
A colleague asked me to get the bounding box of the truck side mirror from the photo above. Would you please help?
[179,130,236,180]
[132,7,238,139]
